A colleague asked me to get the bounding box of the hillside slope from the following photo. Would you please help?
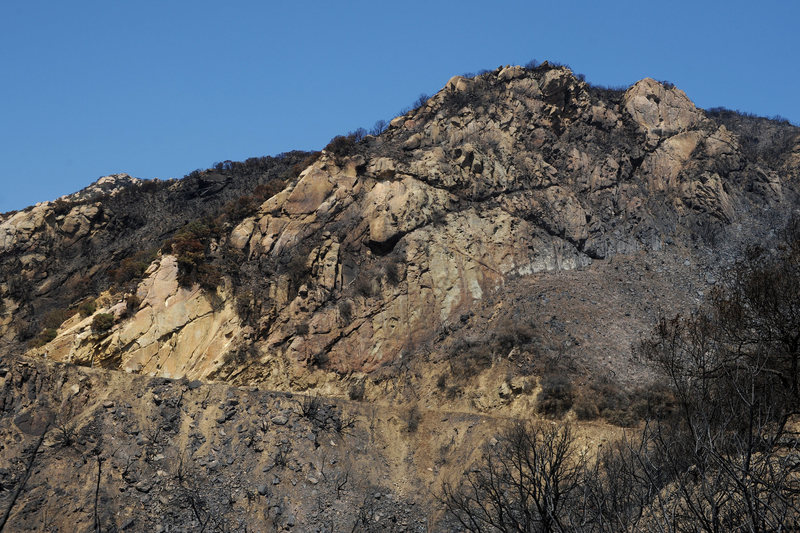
[0,62,799,530]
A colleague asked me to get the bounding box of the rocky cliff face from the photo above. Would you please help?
[1,62,799,531]
[2,63,799,401]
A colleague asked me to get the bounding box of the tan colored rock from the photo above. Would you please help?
[0,205,48,251]
[624,78,704,139]
[367,157,396,179]
[364,176,453,245]
[230,217,256,250]
[284,167,334,215]
[641,131,702,191]
[497,66,525,81]
[445,75,473,93]
[402,134,422,151]
[30,255,242,381]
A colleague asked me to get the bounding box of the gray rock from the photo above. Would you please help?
[271,415,288,425]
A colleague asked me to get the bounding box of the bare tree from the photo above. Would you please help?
[441,421,585,532]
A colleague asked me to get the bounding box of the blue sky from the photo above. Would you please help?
[1,0,798,212]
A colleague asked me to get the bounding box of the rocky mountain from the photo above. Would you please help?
[1,62,798,531]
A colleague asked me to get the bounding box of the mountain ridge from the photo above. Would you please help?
[0,62,799,530]
[2,63,798,389]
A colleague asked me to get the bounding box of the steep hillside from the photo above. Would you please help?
[0,62,799,530]
[4,64,797,397]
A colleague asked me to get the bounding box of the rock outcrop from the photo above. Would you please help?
[30,256,243,380]
[1,63,798,397]
[0,63,799,532]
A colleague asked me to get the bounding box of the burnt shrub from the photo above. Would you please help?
[628,384,676,421]
[536,374,574,419]
[299,395,321,420]
[573,394,600,421]
[51,199,74,216]
[310,350,329,367]
[283,245,312,298]
[223,194,260,221]
[288,152,322,179]
[42,307,75,330]
[603,408,639,428]
[491,318,536,354]
[353,271,377,298]
[370,119,388,136]
[404,404,422,433]
[383,258,402,286]
[412,93,430,109]
[222,179,287,222]
[338,300,353,324]
[449,339,493,379]
[325,135,357,157]
[109,249,158,285]
[348,381,365,401]
[176,254,220,290]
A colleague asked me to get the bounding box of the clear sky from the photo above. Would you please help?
[1,0,798,212]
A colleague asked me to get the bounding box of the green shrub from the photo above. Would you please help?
[91,313,115,333]
[163,220,224,291]
[125,294,141,316]
[31,328,58,347]
[78,299,97,317]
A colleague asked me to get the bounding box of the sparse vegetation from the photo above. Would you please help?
[347,380,365,401]
[535,373,573,419]
[163,220,222,290]
[404,403,421,433]
[78,299,96,317]
[91,313,114,333]
[109,248,158,285]
[444,218,800,531]
[337,300,353,324]
[30,328,58,347]
[124,294,141,315]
